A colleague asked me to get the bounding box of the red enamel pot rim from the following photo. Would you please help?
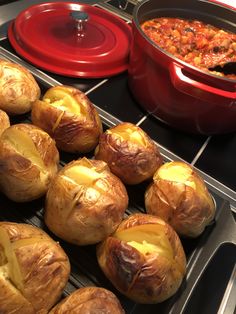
[128,0,236,134]
[131,0,236,89]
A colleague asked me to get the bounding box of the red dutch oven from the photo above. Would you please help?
[128,0,236,134]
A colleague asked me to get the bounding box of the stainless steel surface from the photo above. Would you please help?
[70,10,89,37]
[217,264,236,314]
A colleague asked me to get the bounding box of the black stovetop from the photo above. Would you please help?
[0,0,235,209]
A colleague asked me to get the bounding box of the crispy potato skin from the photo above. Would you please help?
[0,222,70,314]
[31,85,103,153]
[45,158,128,245]
[49,287,125,314]
[95,122,163,185]
[0,60,40,115]
[0,109,10,136]
[0,123,59,202]
[145,161,216,237]
[97,213,186,304]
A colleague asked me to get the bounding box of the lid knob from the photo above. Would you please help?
[70,11,89,37]
[118,0,128,10]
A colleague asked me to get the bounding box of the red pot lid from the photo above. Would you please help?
[8,2,132,78]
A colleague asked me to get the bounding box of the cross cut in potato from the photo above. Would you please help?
[45,158,128,246]
[114,224,174,260]
[0,227,23,291]
[145,161,216,237]
[0,123,59,202]
[43,88,82,115]
[95,122,163,185]
[31,85,103,153]
[156,162,196,189]
[0,222,70,314]
[97,213,186,304]
[64,165,102,186]
[107,124,147,147]
[1,127,46,171]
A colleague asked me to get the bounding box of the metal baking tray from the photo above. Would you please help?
[0,48,235,314]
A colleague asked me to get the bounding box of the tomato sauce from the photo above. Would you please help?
[141,17,236,79]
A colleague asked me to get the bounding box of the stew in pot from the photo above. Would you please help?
[141,17,236,79]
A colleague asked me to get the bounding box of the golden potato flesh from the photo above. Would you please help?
[49,287,125,314]
[95,122,163,185]
[0,221,70,314]
[0,59,40,115]
[0,109,10,136]
[45,157,128,245]
[97,213,186,304]
[0,123,59,202]
[31,85,103,153]
[145,161,216,238]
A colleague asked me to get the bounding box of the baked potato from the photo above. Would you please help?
[0,59,40,115]
[145,161,216,238]
[0,123,59,202]
[95,122,163,185]
[0,221,70,314]
[0,109,10,136]
[31,85,103,153]
[49,287,125,314]
[97,213,186,304]
[45,157,128,245]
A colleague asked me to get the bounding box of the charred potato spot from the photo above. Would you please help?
[97,214,186,304]
[111,244,143,291]
[146,161,216,237]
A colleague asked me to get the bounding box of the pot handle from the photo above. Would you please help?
[169,62,236,105]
